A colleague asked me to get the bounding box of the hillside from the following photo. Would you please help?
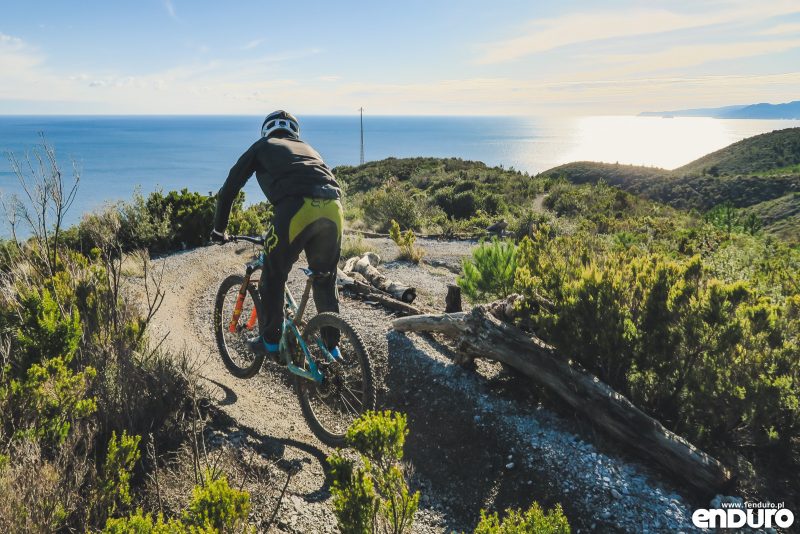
[745,192,800,243]
[675,127,800,175]
[542,128,800,244]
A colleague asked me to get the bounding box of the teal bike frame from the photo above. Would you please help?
[231,235,339,384]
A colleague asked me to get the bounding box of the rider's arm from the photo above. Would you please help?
[213,142,258,232]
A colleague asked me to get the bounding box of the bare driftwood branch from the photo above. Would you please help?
[392,306,733,494]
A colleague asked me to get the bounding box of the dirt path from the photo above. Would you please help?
[143,237,708,533]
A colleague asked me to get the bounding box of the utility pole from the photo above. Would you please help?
[359,107,365,165]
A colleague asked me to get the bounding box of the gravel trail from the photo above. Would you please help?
[142,236,715,533]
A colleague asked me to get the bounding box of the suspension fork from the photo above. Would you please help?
[228,273,252,332]
[228,260,261,333]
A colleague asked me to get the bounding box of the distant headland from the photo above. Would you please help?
[640,100,800,119]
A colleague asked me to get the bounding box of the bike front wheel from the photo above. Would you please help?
[214,274,265,379]
[296,312,376,446]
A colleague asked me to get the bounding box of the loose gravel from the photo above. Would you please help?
[136,236,754,533]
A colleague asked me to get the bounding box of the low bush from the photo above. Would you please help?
[103,472,252,533]
[474,502,570,534]
[63,189,271,255]
[362,181,422,232]
[341,235,376,260]
[390,220,425,263]
[435,189,479,219]
[513,230,800,476]
[328,410,419,534]
[1,141,251,532]
[336,158,549,235]
[458,239,518,302]
[704,202,761,236]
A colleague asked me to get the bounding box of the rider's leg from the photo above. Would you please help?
[300,202,343,350]
[256,198,305,352]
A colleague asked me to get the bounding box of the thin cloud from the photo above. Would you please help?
[595,39,800,73]
[253,48,322,64]
[0,33,45,77]
[0,33,25,49]
[476,9,700,64]
[164,0,177,21]
[758,22,800,35]
[475,1,800,64]
[242,39,263,50]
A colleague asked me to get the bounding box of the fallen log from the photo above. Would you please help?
[344,254,417,303]
[392,307,733,495]
[337,268,423,316]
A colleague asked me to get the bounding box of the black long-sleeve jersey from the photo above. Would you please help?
[214,134,341,231]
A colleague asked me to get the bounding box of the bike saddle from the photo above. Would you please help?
[300,267,333,280]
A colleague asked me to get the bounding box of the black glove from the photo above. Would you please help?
[210,229,228,244]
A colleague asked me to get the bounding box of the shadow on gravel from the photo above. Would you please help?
[384,330,585,532]
[208,407,332,502]
[202,376,239,406]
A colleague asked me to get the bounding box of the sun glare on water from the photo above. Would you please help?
[558,116,794,170]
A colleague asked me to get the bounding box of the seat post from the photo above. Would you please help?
[295,276,314,323]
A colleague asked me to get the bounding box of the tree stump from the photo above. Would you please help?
[445,284,462,313]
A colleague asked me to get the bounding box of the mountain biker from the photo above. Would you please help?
[210,110,343,358]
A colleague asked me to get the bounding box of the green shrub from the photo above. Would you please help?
[341,235,376,260]
[1,142,249,532]
[182,473,252,532]
[435,189,479,219]
[104,472,251,533]
[362,182,422,232]
[389,220,425,263]
[513,231,800,465]
[144,189,214,249]
[704,202,762,236]
[97,431,142,521]
[119,190,173,251]
[103,509,187,533]
[328,411,419,534]
[6,355,97,447]
[228,200,271,238]
[13,285,82,373]
[67,189,271,254]
[474,502,570,534]
[483,193,507,215]
[458,239,518,302]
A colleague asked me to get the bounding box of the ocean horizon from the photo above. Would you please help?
[2,114,800,230]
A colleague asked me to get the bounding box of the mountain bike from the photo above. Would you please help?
[213,234,375,446]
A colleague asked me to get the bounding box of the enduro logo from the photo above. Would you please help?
[692,501,794,529]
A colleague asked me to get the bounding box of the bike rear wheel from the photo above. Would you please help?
[214,274,265,379]
[296,312,375,446]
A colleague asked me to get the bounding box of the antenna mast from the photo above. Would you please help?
[359,107,365,165]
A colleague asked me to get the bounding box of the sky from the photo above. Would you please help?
[1,0,799,115]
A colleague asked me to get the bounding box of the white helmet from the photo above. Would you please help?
[261,110,300,138]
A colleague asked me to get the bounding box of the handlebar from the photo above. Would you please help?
[228,235,265,246]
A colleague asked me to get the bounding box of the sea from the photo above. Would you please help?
[1,114,799,230]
